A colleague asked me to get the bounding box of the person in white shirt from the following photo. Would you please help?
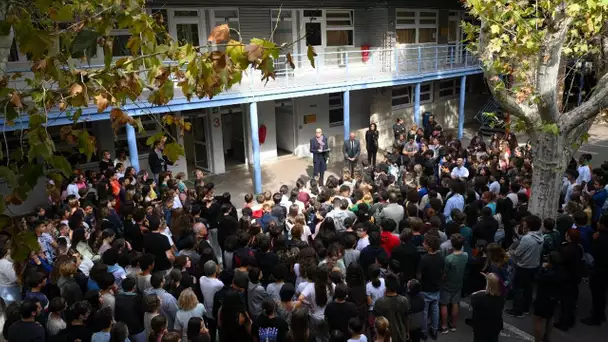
[576,156,591,186]
[114,150,132,168]
[66,175,80,199]
[199,261,223,338]
[451,158,469,179]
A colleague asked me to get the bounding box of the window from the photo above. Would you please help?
[437,78,461,98]
[211,9,240,41]
[396,9,438,44]
[164,8,205,47]
[326,10,354,46]
[111,30,133,57]
[448,11,462,43]
[115,114,162,155]
[392,83,433,107]
[329,93,344,127]
[420,82,433,102]
[392,86,412,107]
[305,22,322,46]
[270,9,294,46]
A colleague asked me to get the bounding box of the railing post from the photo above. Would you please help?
[343,90,350,142]
[465,50,468,67]
[345,52,349,78]
[435,46,438,70]
[315,55,320,82]
[250,64,255,89]
[417,46,422,72]
[414,83,421,126]
[394,46,399,75]
[458,75,467,139]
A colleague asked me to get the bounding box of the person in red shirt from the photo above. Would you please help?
[379,218,400,256]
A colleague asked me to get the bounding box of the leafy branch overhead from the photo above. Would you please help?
[0,0,313,221]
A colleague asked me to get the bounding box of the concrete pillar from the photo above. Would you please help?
[414,83,421,126]
[343,90,350,139]
[458,75,467,139]
[249,102,262,194]
[125,123,140,172]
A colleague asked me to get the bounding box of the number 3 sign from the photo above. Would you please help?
[213,118,220,128]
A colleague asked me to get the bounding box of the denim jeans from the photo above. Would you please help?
[422,291,440,335]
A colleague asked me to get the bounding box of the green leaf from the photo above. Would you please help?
[73,108,82,123]
[307,45,317,68]
[146,131,165,146]
[164,142,184,162]
[56,7,74,21]
[49,155,72,177]
[3,104,18,122]
[541,123,559,135]
[29,113,47,128]
[0,166,17,189]
[77,130,94,161]
[20,164,44,189]
[71,30,99,58]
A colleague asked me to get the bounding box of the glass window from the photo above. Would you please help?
[111,34,132,56]
[448,20,459,42]
[329,109,343,127]
[174,10,199,17]
[176,24,200,45]
[305,22,322,46]
[327,30,353,46]
[326,10,353,27]
[397,29,416,44]
[392,86,412,107]
[303,10,322,18]
[420,83,433,102]
[8,38,19,62]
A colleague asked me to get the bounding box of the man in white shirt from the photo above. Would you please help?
[451,158,469,179]
[576,156,591,186]
[199,260,223,342]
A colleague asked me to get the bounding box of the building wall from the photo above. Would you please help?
[293,90,372,163]
[244,101,278,163]
[370,76,489,150]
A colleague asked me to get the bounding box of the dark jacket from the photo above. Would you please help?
[343,139,361,160]
[365,130,379,151]
[148,149,169,175]
[473,216,499,245]
[115,291,145,334]
[57,276,83,307]
[310,136,329,161]
[558,242,584,282]
[359,246,388,279]
[591,231,608,275]
[217,214,239,251]
[390,242,421,282]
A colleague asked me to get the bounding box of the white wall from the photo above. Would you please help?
[245,101,278,163]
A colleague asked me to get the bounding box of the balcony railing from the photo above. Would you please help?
[4,44,480,102]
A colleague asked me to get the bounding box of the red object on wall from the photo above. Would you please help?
[259,125,267,144]
[361,45,370,62]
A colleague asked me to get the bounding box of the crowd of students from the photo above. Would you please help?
[0,118,607,342]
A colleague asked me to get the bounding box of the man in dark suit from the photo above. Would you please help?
[343,132,360,176]
[310,128,329,185]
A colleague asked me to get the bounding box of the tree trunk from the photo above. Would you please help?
[528,131,572,220]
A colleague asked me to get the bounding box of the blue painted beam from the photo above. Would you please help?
[458,75,467,139]
[249,102,262,194]
[1,67,483,131]
[126,123,140,172]
[414,83,421,126]
[343,90,350,141]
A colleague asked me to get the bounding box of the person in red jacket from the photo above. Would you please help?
[380,218,400,257]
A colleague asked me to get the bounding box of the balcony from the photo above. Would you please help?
[3,44,482,124]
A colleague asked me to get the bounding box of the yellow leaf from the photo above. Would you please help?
[10,91,23,109]
[490,25,500,34]
[208,24,231,44]
[184,122,192,131]
[70,83,83,96]
[94,94,109,113]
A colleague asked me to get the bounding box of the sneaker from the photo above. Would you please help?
[505,309,523,318]
[429,330,438,340]
[440,327,449,334]
[580,317,602,326]
[450,327,457,332]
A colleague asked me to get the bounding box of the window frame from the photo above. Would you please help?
[437,78,461,99]
[391,85,412,109]
[395,9,438,45]
[162,8,207,47]
[325,9,355,47]
[328,92,344,127]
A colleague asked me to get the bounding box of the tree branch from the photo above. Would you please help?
[477,19,539,128]
[536,10,572,122]
[559,71,608,133]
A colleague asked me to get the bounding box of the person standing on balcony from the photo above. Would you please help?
[393,118,405,142]
[365,123,379,168]
[310,128,329,186]
[344,132,361,177]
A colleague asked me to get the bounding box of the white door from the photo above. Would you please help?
[300,10,324,69]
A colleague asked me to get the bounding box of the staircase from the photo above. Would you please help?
[475,97,506,135]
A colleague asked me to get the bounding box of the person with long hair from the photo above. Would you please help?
[174,288,206,341]
[366,123,379,167]
[297,265,335,341]
[288,308,313,342]
[470,273,505,342]
[186,317,209,342]
[374,317,391,342]
[345,263,367,327]
[366,264,385,340]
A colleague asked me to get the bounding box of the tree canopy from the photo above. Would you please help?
[0,0,313,259]
[463,0,608,218]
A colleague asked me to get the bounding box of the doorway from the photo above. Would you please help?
[184,111,212,173]
[275,99,295,156]
[217,105,246,169]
